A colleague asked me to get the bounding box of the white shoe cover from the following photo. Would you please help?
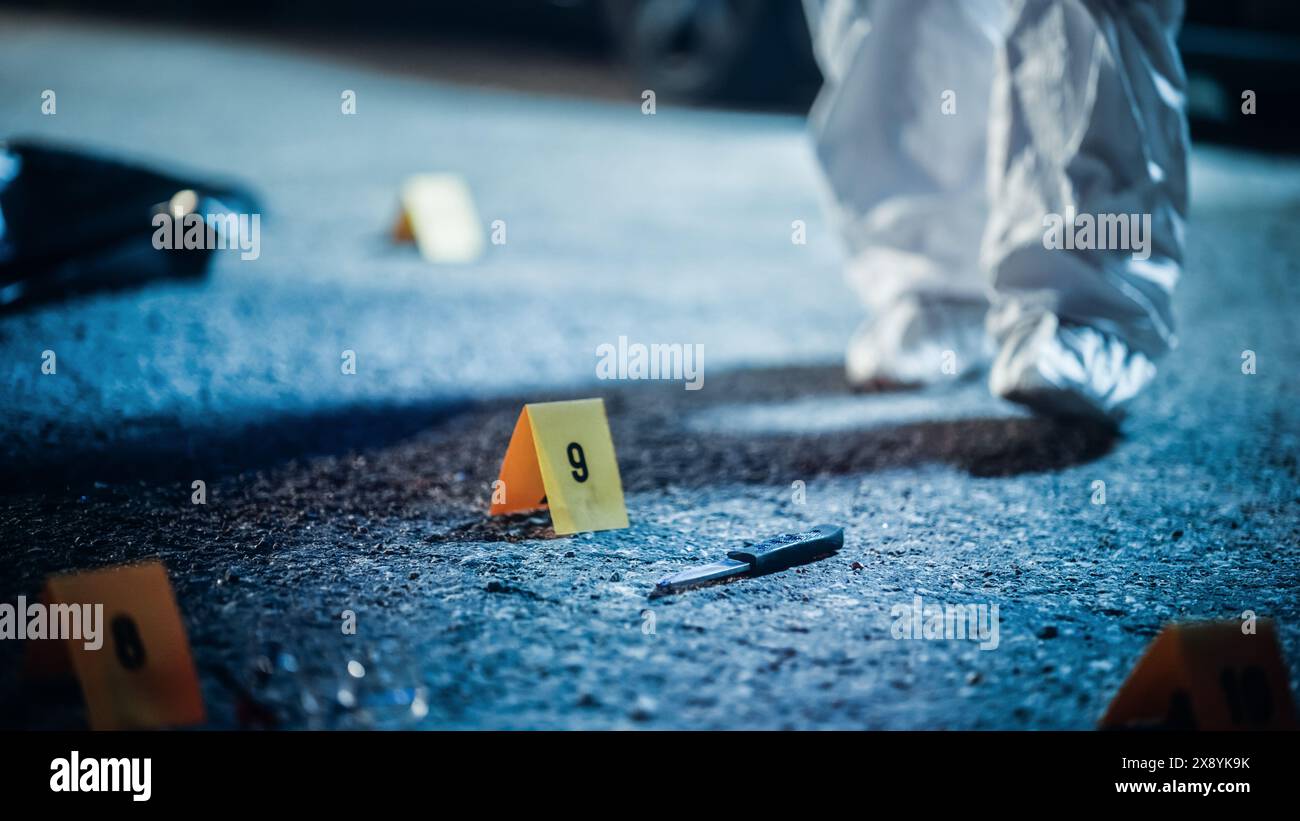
[989,311,1155,422]
[846,297,993,389]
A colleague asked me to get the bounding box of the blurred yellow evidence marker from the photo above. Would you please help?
[1100,618,1297,730]
[392,173,484,263]
[24,561,205,730]
[489,398,629,535]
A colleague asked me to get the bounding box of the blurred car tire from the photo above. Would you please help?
[601,0,820,104]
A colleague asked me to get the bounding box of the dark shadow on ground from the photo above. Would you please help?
[0,398,477,493]
[1,364,1117,500]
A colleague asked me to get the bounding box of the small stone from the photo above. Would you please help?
[1037,625,1059,640]
[565,551,575,558]
[630,695,657,722]
[850,561,864,571]
[1171,529,1184,541]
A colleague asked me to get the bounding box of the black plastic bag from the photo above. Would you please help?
[0,140,256,309]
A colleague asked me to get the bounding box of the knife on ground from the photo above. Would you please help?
[651,524,844,597]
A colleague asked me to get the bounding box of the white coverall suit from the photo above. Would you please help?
[805,0,1189,421]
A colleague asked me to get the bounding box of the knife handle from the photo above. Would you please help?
[726,524,843,572]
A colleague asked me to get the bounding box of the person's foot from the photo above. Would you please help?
[846,296,992,390]
[989,311,1154,424]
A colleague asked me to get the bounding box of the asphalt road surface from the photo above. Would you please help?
[2,11,1298,729]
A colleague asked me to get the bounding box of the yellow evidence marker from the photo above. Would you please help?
[26,561,206,730]
[392,173,484,263]
[489,398,629,535]
[1100,618,1297,730]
